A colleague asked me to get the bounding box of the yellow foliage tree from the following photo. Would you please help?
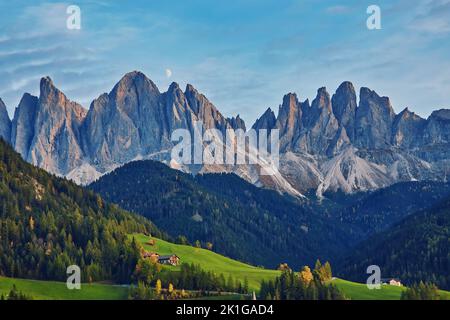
[155,279,162,296]
[29,216,35,231]
[299,266,313,285]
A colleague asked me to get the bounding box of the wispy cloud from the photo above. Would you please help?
[325,5,352,14]
[409,0,450,33]
[0,0,449,125]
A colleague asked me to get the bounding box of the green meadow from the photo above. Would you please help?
[1,233,448,300]
[132,233,280,292]
[133,233,450,300]
[0,276,128,300]
[331,278,450,300]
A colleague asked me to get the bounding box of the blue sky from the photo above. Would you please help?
[0,0,449,125]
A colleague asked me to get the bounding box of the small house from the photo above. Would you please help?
[381,278,402,286]
[158,254,180,266]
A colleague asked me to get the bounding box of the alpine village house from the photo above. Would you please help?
[142,251,180,266]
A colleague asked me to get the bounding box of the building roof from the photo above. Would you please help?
[381,278,401,282]
[158,255,179,260]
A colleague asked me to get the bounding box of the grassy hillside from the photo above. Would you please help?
[132,233,280,291]
[2,233,448,300]
[0,139,160,284]
[332,279,450,300]
[0,276,128,300]
[91,160,349,269]
[332,279,404,300]
[133,234,450,300]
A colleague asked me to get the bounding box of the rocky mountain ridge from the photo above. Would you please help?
[1,71,449,197]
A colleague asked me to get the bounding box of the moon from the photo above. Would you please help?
[165,68,172,78]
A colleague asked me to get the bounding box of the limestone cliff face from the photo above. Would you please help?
[227,115,246,131]
[2,73,450,196]
[275,93,302,151]
[252,107,276,132]
[82,71,164,171]
[0,98,11,142]
[30,77,87,174]
[9,77,87,176]
[391,108,426,148]
[298,87,344,156]
[11,93,38,159]
[81,72,237,174]
[331,81,357,142]
[355,87,396,149]
[423,109,450,145]
[251,81,449,195]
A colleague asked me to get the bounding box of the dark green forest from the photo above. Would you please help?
[90,160,350,268]
[338,194,450,290]
[331,180,450,241]
[0,139,162,283]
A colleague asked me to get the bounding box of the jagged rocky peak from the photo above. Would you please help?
[331,81,357,141]
[166,81,187,110]
[110,71,161,115]
[277,93,301,131]
[162,81,197,133]
[275,92,303,151]
[430,109,450,120]
[359,87,395,114]
[227,114,246,131]
[396,107,425,124]
[184,83,202,115]
[82,71,165,171]
[252,107,276,131]
[114,70,160,94]
[20,76,88,175]
[168,81,182,92]
[307,87,333,124]
[6,72,450,196]
[392,107,426,148]
[355,87,395,149]
[0,98,11,142]
[423,108,450,145]
[11,93,39,158]
[302,87,342,156]
[313,87,332,109]
[184,83,228,131]
[39,76,87,121]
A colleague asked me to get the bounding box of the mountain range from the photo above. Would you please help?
[1,71,449,197]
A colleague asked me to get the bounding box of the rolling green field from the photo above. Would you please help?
[0,276,128,300]
[332,278,404,300]
[331,278,450,300]
[133,233,450,300]
[132,233,280,292]
[1,233,448,300]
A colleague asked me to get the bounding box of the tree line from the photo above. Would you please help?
[259,260,345,300]
[130,257,249,300]
[0,139,162,283]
